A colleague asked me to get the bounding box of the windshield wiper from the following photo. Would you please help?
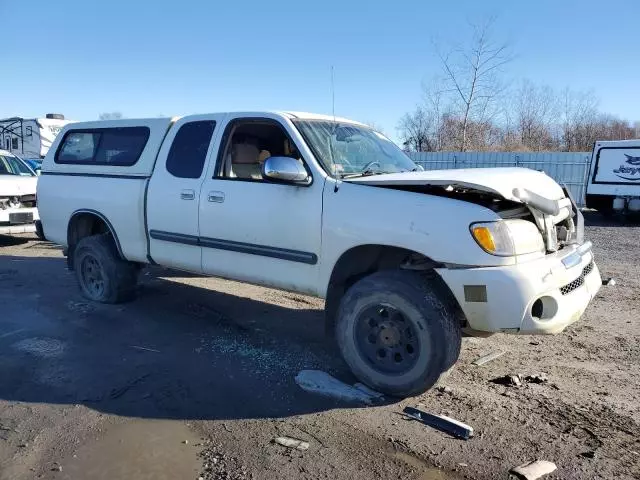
[339,170,389,179]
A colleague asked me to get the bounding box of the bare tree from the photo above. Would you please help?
[397,106,433,151]
[436,19,512,151]
[512,80,558,151]
[99,112,124,120]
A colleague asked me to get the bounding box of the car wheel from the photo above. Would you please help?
[73,234,138,303]
[336,270,462,397]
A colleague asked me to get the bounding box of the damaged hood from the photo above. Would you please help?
[0,175,38,196]
[346,167,566,213]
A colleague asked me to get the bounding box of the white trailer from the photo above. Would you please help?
[0,114,73,159]
[586,139,640,214]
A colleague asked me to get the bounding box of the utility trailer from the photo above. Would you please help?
[586,140,640,215]
[0,114,73,159]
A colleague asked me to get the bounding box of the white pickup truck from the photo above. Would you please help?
[37,112,601,396]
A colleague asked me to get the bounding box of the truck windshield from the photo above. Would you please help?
[293,120,418,178]
[0,154,36,176]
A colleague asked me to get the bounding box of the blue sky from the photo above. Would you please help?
[3,0,639,139]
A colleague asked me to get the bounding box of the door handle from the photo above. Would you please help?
[208,191,225,203]
[180,189,195,200]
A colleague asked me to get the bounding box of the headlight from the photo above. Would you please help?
[470,220,545,256]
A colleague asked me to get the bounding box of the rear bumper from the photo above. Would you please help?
[437,242,601,335]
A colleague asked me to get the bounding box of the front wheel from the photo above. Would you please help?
[73,234,139,303]
[335,270,462,397]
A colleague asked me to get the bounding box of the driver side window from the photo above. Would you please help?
[216,119,306,182]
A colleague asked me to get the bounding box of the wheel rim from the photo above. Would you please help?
[80,254,105,299]
[355,304,420,374]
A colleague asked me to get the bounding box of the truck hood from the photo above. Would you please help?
[346,167,566,214]
[0,175,38,196]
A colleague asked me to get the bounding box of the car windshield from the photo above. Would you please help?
[293,120,418,177]
[0,154,36,176]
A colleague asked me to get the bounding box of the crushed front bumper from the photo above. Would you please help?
[437,241,601,335]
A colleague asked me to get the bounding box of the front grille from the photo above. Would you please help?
[560,260,595,295]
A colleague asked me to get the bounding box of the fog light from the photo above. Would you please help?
[531,296,558,320]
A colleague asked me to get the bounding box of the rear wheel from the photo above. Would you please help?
[335,270,462,397]
[73,234,138,303]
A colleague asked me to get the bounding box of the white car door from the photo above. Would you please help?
[198,115,324,295]
[146,115,225,272]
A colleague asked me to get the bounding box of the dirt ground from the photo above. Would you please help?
[0,212,638,480]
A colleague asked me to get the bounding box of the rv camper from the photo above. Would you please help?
[0,114,73,159]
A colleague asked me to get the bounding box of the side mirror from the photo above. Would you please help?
[262,156,310,184]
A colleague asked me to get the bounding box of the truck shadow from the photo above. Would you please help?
[0,234,31,247]
[0,254,386,422]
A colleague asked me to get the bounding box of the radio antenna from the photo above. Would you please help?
[329,65,339,190]
[331,65,336,122]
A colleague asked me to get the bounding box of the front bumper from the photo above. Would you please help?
[0,207,39,235]
[437,241,601,335]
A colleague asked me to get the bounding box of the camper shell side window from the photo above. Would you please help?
[55,127,150,166]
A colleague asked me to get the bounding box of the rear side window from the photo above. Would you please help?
[55,127,150,166]
[166,121,216,179]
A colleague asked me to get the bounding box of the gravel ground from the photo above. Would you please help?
[0,212,638,480]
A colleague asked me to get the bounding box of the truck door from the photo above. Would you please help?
[146,115,224,272]
[198,115,323,295]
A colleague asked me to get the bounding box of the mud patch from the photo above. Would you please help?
[57,420,201,480]
[12,337,65,358]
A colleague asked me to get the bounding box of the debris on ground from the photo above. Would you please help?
[602,277,616,286]
[273,436,310,451]
[437,386,453,395]
[0,328,26,339]
[524,373,549,384]
[295,370,384,404]
[491,373,549,387]
[353,383,385,400]
[130,345,161,353]
[66,301,93,314]
[510,460,557,480]
[402,407,473,440]
[491,374,522,387]
[472,351,505,366]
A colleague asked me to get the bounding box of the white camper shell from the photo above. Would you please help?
[0,114,73,159]
[586,139,640,215]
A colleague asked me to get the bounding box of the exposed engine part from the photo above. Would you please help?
[557,226,569,242]
[0,195,36,210]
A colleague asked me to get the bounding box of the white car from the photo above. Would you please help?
[0,150,40,235]
[37,112,601,397]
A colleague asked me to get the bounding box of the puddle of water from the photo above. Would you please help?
[12,337,64,358]
[59,420,201,480]
[394,451,450,480]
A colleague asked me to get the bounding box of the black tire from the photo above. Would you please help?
[35,221,45,241]
[335,270,462,397]
[73,234,138,303]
